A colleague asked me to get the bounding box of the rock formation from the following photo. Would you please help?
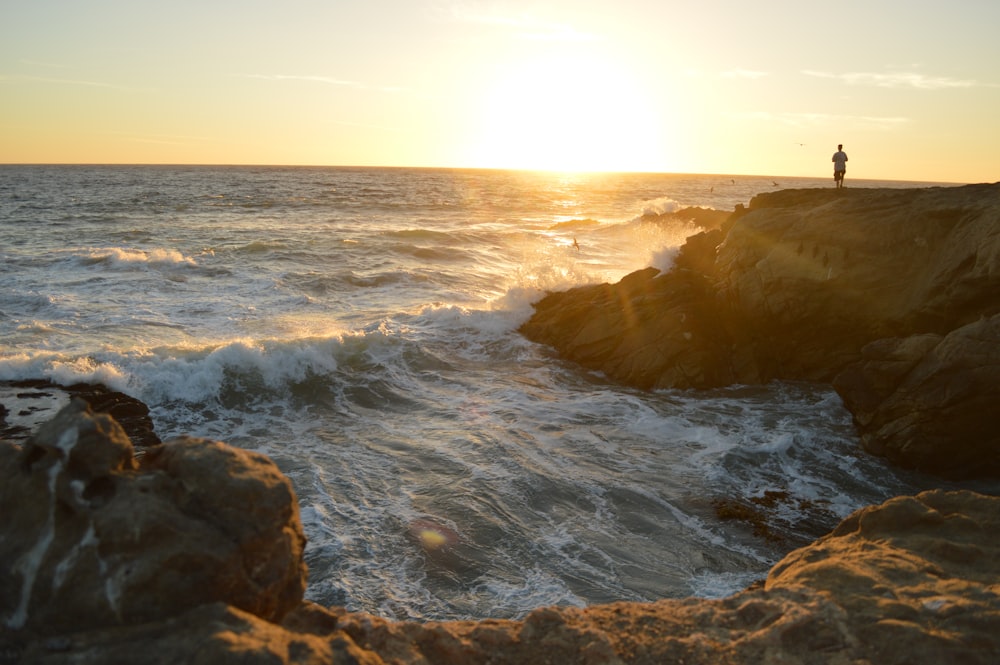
[519,184,1000,479]
[1,403,998,663]
[832,314,1000,478]
[3,186,999,662]
[0,380,160,448]
[1,400,306,649]
[331,489,1000,664]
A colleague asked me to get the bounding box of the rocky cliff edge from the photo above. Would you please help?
[519,184,1000,479]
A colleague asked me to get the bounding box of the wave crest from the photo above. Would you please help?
[78,247,198,269]
[640,196,683,216]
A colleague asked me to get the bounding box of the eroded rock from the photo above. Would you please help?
[767,490,1000,664]
[519,184,1000,477]
[833,314,1000,478]
[0,380,159,448]
[2,400,998,664]
[0,400,306,639]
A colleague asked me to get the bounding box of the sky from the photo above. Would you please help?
[2,1,998,182]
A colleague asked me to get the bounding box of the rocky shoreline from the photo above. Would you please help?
[1,400,997,664]
[3,184,999,663]
[520,183,1000,480]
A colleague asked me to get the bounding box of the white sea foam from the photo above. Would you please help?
[687,571,765,599]
[641,196,683,215]
[0,352,131,393]
[2,166,977,621]
[79,247,198,269]
[470,568,587,617]
[650,246,680,272]
[118,335,348,406]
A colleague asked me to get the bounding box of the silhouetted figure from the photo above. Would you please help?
[832,144,848,188]
[572,238,580,251]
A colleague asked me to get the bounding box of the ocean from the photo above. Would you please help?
[1,165,990,621]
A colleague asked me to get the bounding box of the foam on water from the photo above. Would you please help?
[0,304,969,619]
[77,247,199,269]
[640,196,684,216]
[1,166,987,621]
[0,352,132,393]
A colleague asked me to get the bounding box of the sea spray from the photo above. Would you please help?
[0,165,971,620]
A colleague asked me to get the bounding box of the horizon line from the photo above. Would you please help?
[0,162,973,185]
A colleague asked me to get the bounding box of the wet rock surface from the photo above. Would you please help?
[0,380,159,448]
[2,404,998,664]
[520,184,1000,478]
[1,401,306,656]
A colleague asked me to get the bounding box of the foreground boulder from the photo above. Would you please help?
[766,490,1000,664]
[2,405,998,663]
[0,399,306,639]
[519,184,1000,478]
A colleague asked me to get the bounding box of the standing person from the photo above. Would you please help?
[832,144,848,188]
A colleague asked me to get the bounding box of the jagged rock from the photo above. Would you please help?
[833,314,1000,478]
[13,603,380,665]
[521,264,735,390]
[520,183,1000,477]
[308,490,1000,665]
[2,405,998,664]
[766,490,1000,665]
[324,588,858,665]
[0,380,160,448]
[640,205,732,231]
[712,184,1000,383]
[0,400,306,639]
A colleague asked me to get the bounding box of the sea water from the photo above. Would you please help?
[0,166,990,620]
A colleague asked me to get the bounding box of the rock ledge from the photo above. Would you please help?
[520,184,1000,478]
[2,403,998,664]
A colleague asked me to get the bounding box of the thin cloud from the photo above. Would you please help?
[240,73,405,94]
[1,74,154,93]
[242,73,361,87]
[735,111,909,131]
[802,69,985,90]
[732,111,825,128]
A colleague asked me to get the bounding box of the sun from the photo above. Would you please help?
[469,50,664,172]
